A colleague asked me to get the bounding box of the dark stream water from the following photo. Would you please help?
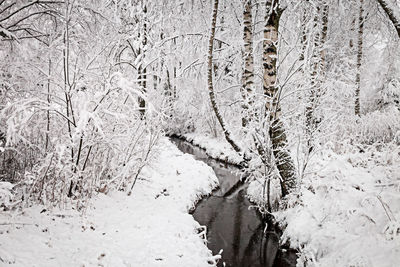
[170,137,297,267]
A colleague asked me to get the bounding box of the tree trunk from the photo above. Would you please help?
[376,0,400,38]
[46,57,51,151]
[305,5,321,149]
[355,0,364,116]
[207,0,243,155]
[138,4,147,119]
[165,68,173,117]
[349,17,356,49]
[173,65,177,99]
[263,0,296,196]
[241,0,254,128]
[320,5,329,72]
[63,0,74,162]
[299,9,308,62]
[305,3,329,151]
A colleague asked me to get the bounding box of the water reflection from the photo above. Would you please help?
[170,137,296,267]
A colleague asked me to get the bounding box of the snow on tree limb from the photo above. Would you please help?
[377,0,400,37]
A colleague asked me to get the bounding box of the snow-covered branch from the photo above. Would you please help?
[377,0,400,37]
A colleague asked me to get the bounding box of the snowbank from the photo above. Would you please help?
[0,138,219,266]
[0,182,14,209]
[177,133,400,266]
[176,133,244,165]
[276,145,400,266]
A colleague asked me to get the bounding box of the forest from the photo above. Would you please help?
[0,0,400,266]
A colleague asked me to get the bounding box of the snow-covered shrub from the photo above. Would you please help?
[0,70,162,207]
[0,181,14,210]
[0,1,168,208]
[377,78,400,110]
[326,106,400,147]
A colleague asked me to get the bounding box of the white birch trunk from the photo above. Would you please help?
[355,0,364,116]
[241,0,254,127]
[263,0,296,196]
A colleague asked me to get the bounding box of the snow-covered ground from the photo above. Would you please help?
[0,138,219,267]
[176,133,400,266]
[276,144,400,266]
[176,133,244,165]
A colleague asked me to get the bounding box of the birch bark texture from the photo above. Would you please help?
[306,1,329,150]
[299,9,309,63]
[263,0,297,196]
[241,0,255,128]
[355,0,364,116]
[138,4,147,119]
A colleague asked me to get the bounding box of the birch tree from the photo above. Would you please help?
[138,3,148,119]
[355,0,364,116]
[306,0,329,150]
[241,0,255,128]
[263,0,296,196]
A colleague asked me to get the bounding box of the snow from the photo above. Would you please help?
[0,138,219,266]
[176,133,244,165]
[246,177,282,209]
[386,0,400,27]
[2,0,400,266]
[275,144,400,266]
[0,182,14,208]
[177,134,400,266]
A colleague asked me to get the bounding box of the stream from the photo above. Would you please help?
[170,137,297,267]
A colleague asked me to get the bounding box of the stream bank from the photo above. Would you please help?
[170,137,298,267]
[0,138,219,266]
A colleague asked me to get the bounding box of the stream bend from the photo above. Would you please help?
[170,137,297,267]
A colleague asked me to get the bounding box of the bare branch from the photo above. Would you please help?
[0,2,15,16]
[0,1,41,23]
[6,10,56,30]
